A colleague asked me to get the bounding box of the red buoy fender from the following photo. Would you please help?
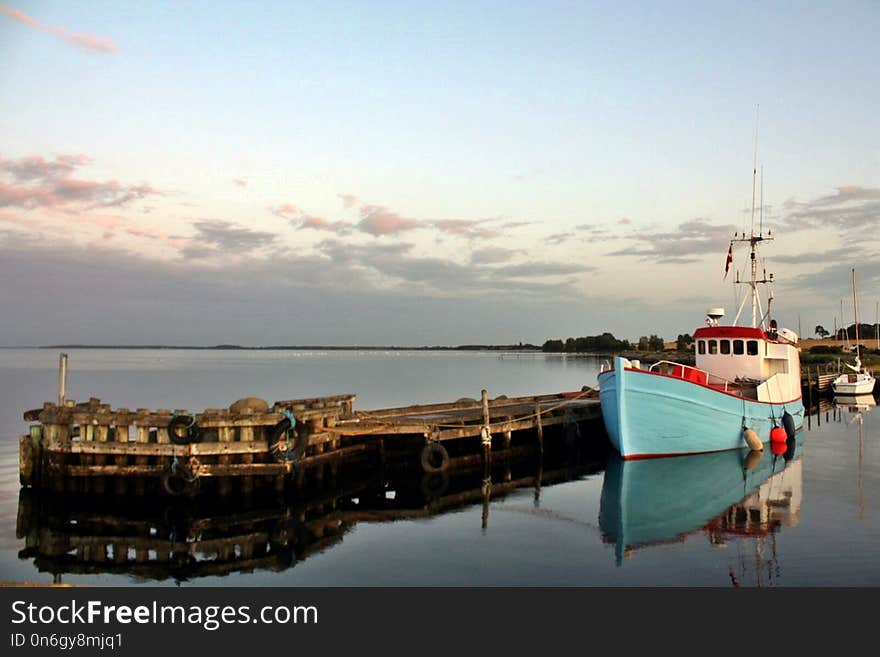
[770,426,787,443]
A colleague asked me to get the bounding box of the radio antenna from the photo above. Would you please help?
[759,165,764,236]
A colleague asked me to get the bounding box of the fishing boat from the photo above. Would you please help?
[598,148,804,459]
[831,269,876,396]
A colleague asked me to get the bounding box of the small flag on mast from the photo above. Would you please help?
[723,243,733,279]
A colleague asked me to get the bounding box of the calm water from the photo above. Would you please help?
[1,348,878,587]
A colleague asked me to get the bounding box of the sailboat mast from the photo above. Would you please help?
[852,268,860,359]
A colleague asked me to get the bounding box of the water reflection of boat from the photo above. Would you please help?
[832,394,876,413]
[599,434,803,566]
[833,395,873,519]
[16,442,606,584]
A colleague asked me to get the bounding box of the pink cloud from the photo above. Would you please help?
[1,6,118,53]
[271,203,350,234]
[0,180,58,208]
[338,193,359,209]
[430,219,498,239]
[357,205,421,236]
[273,198,500,240]
[0,154,158,209]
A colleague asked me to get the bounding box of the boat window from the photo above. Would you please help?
[720,340,731,354]
[697,340,706,355]
[747,340,759,355]
[708,340,718,355]
[733,339,744,355]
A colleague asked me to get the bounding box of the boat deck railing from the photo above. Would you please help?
[647,360,744,393]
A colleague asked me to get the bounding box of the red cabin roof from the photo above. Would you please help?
[693,326,768,340]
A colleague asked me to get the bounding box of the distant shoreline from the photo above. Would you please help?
[7,344,546,352]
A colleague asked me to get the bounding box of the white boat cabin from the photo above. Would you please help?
[692,316,801,403]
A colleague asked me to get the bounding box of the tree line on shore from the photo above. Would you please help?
[541,333,695,353]
[813,323,880,341]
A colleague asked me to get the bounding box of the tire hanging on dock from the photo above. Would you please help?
[420,441,450,474]
[267,417,310,463]
[168,414,196,445]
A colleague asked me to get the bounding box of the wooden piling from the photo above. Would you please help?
[480,389,492,465]
[535,402,544,455]
[57,353,68,407]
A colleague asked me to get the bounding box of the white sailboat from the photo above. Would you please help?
[832,269,876,396]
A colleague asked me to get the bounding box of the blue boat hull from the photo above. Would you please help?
[598,356,804,459]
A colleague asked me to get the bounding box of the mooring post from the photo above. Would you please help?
[481,389,492,464]
[58,353,68,406]
[535,401,544,455]
[807,370,812,430]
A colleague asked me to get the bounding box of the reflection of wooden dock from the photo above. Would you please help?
[19,388,601,496]
[16,442,606,582]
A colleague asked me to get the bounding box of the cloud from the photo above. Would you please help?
[1,6,117,53]
[430,219,498,239]
[574,223,622,241]
[356,205,422,236]
[184,220,277,257]
[274,198,499,239]
[353,201,499,238]
[544,232,574,245]
[271,203,351,234]
[469,247,521,265]
[608,218,735,263]
[772,246,865,265]
[787,260,880,298]
[0,153,92,181]
[0,153,159,210]
[0,230,617,346]
[311,237,590,300]
[781,186,880,234]
[338,193,359,209]
[487,262,595,278]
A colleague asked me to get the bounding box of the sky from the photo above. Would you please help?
[1,1,878,346]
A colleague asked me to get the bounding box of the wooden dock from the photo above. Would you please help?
[19,388,601,496]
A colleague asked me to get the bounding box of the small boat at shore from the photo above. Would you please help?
[831,269,876,396]
[598,164,803,459]
[832,358,876,396]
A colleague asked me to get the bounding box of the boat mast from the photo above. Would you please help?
[732,106,772,330]
[853,268,861,363]
[749,108,759,328]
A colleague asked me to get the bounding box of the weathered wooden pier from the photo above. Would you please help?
[19,384,601,497]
